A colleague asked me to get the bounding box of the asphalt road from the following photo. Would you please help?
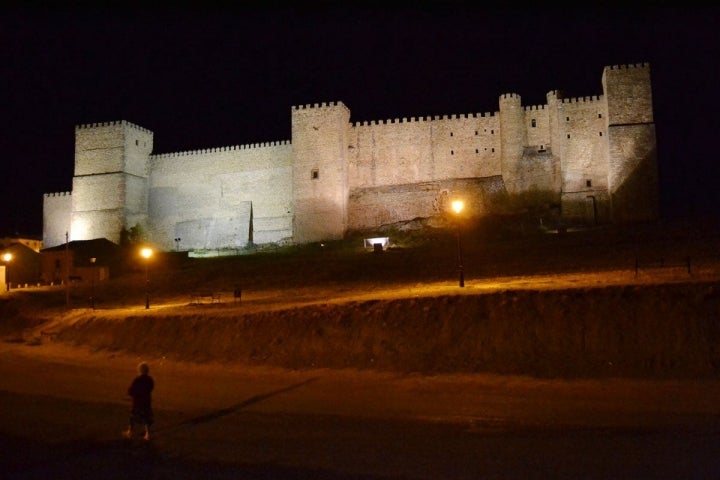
[2,341,720,479]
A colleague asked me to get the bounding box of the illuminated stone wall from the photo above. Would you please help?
[42,192,72,247]
[42,63,658,249]
[149,142,293,251]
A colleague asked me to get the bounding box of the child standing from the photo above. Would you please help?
[123,362,154,441]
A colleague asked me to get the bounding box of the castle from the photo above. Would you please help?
[43,63,658,251]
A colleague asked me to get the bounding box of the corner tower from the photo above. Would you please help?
[602,63,658,222]
[70,121,153,243]
[291,102,351,243]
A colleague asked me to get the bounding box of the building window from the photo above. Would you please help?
[311,169,319,180]
[491,148,495,153]
[475,131,478,135]
[599,131,603,136]
[450,132,453,137]
[135,139,139,146]
[586,179,592,187]
[566,117,570,121]
[531,119,536,128]
[475,148,479,154]
[567,134,571,139]
[491,129,494,134]
[451,150,454,155]
[598,113,602,118]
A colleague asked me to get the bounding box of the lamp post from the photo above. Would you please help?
[140,248,153,309]
[89,257,96,310]
[2,252,12,291]
[451,200,465,288]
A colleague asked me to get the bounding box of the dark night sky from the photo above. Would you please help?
[2,4,719,236]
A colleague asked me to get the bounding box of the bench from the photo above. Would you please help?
[190,292,222,305]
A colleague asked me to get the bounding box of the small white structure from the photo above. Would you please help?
[364,237,389,251]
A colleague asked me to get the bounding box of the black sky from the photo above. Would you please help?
[2,4,719,236]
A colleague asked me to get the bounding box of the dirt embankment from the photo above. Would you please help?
[27,281,720,380]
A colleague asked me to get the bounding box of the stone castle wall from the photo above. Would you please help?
[149,142,293,251]
[43,192,72,247]
[42,63,658,250]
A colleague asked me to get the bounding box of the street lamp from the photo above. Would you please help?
[2,252,12,291]
[89,257,96,310]
[140,247,153,309]
[451,200,465,288]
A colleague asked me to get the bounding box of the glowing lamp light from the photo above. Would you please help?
[2,252,12,291]
[140,247,153,309]
[451,200,465,288]
[451,200,464,215]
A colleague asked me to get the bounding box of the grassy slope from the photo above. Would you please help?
[3,217,720,379]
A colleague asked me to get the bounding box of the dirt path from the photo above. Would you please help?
[2,341,720,478]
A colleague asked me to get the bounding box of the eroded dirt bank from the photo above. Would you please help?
[37,281,720,379]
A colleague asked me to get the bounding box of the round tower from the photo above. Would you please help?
[498,93,527,194]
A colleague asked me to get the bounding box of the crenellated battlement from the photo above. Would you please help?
[500,93,521,100]
[561,95,603,104]
[75,119,152,135]
[605,62,650,71]
[291,101,350,116]
[43,62,658,250]
[351,111,496,128]
[152,139,291,159]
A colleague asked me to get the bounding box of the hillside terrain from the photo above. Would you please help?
[2,216,720,379]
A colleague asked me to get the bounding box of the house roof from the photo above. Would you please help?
[41,238,120,254]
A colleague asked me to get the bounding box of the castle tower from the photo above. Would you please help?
[291,102,351,243]
[601,63,658,222]
[545,90,565,195]
[70,121,153,243]
[498,93,528,194]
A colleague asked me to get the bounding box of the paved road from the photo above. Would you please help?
[1,342,720,479]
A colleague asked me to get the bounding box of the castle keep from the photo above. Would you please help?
[43,63,658,251]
